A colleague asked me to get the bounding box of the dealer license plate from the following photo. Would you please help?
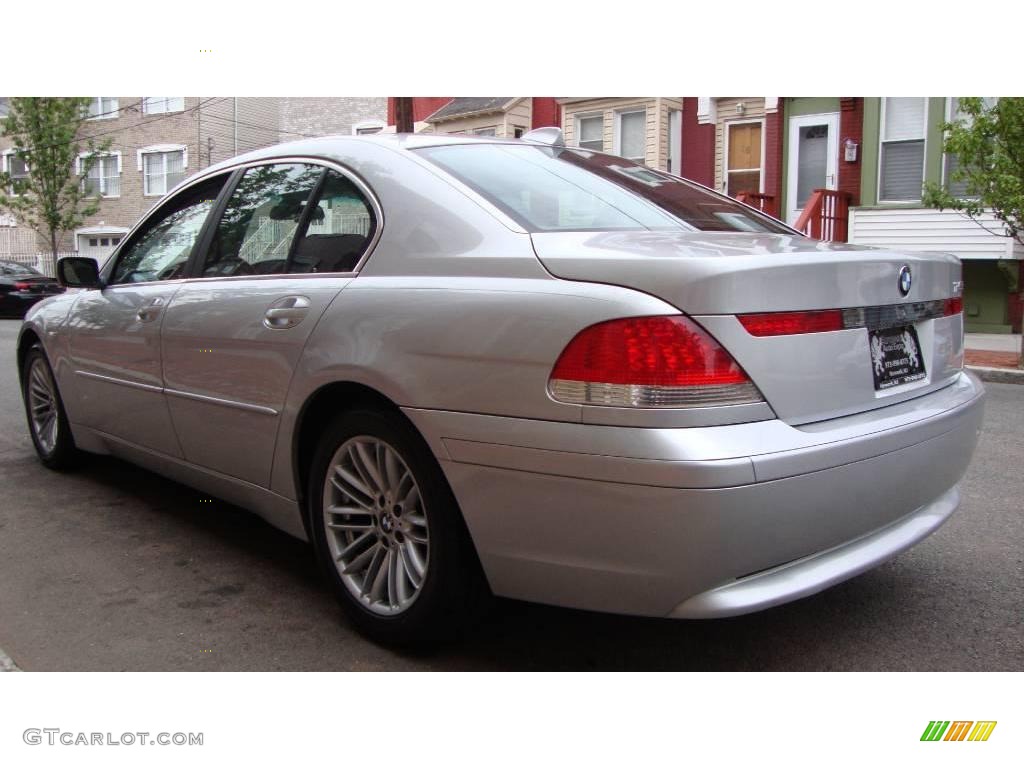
[869,325,926,391]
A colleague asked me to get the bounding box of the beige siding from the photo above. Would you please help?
[714,97,766,192]
[560,97,680,171]
[849,207,1024,260]
[503,99,532,137]
[428,100,531,138]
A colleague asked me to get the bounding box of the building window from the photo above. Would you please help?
[3,151,29,195]
[944,97,998,198]
[351,120,385,135]
[725,121,763,196]
[139,146,187,196]
[616,109,646,164]
[86,97,119,120]
[576,114,603,151]
[473,127,497,137]
[142,97,185,114]
[78,153,121,197]
[879,97,927,202]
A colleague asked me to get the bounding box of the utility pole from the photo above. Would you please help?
[394,97,414,133]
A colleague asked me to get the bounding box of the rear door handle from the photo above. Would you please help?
[137,296,165,323]
[264,295,311,330]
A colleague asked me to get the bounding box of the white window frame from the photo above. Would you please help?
[77,151,122,198]
[142,97,185,115]
[941,97,998,197]
[351,119,385,135]
[574,112,604,152]
[86,97,119,120]
[2,149,29,196]
[877,97,929,204]
[137,144,189,197]
[613,108,648,164]
[723,117,766,195]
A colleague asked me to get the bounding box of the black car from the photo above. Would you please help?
[0,260,65,317]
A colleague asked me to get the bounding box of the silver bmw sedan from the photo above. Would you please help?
[18,131,984,645]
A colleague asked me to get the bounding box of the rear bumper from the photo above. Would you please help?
[404,371,985,618]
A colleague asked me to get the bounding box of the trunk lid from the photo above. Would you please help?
[532,231,965,425]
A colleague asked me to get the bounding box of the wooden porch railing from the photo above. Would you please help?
[735,192,777,218]
[794,189,852,242]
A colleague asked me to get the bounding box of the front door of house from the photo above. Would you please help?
[786,112,839,225]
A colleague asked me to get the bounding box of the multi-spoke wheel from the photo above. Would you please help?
[309,408,487,646]
[323,436,430,615]
[21,344,80,470]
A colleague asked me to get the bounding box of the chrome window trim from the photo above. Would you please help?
[100,155,384,287]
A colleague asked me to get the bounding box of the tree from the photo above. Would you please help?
[923,97,1024,367]
[0,97,112,259]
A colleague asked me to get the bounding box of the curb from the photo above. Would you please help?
[966,365,1024,385]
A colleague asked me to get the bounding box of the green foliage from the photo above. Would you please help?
[923,97,1024,245]
[0,97,112,255]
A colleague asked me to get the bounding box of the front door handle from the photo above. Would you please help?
[137,296,165,323]
[264,295,311,330]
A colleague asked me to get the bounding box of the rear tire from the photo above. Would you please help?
[21,344,81,471]
[308,408,487,647]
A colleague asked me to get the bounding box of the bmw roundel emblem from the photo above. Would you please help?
[898,265,912,297]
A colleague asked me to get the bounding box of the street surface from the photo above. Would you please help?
[0,319,1021,670]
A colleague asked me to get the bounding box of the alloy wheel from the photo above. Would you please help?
[27,358,59,455]
[322,436,430,615]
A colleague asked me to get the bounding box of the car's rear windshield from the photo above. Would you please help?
[416,143,793,234]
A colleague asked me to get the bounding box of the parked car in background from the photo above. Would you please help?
[17,131,984,646]
[0,260,64,317]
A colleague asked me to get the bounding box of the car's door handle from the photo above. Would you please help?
[136,296,165,323]
[264,295,311,330]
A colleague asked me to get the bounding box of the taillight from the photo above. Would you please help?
[14,282,31,291]
[944,296,963,316]
[548,315,763,408]
[738,309,844,337]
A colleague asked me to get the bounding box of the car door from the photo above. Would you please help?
[66,172,231,456]
[160,161,379,487]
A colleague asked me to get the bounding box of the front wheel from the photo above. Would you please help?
[22,344,80,470]
[308,409,486,647]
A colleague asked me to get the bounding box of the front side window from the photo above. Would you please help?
[110,174,228,284]
[418,143,792,234]
[577,115,603,152]
[143,149,187,196]
[880,97,927,201]
[143,97,185,114]
[202,163,325,277]
[617,110,646,164]
[86,97,119,119]
[80,154,121,197]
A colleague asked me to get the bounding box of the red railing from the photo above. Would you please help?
[794,189,852,242]
[735,192,777,218]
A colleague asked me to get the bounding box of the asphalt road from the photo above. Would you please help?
[0,318,1021,671]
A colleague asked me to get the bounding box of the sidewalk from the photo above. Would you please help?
[964,332,1023,382]
[964,332,1022,354]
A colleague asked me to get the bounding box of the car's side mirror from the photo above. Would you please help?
[57,256,104,289]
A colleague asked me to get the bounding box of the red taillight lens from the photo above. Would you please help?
[549,315,762,408]
[944,296,963,316]
[738,309,844,337]
[14,282,31,291]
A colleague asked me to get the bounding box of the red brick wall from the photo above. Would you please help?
[838,97,864,206]
[387,97,453,125]
[531,98,561,129]
[680,97,714,187]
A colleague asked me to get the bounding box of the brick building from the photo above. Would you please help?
[0,96,386,263]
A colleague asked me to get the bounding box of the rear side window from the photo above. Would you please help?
[202,163,324,277]
[417,143,792,234]
[290,171,377,274]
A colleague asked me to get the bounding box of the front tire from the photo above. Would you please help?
[22,344,80,470]
[308,408,486,647]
